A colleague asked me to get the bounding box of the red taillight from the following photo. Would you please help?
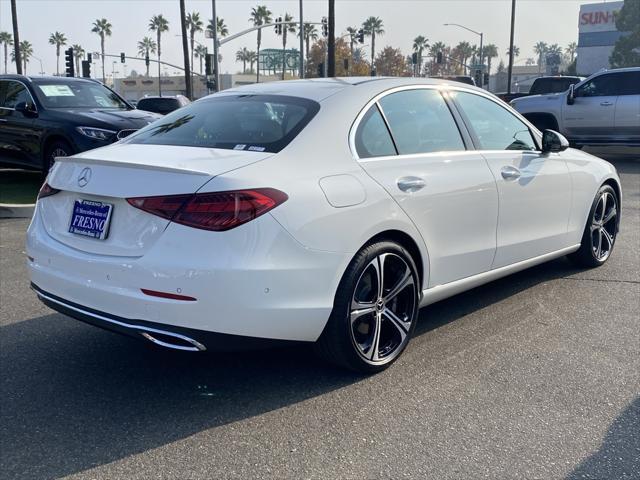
[37,182,61,200]
[141,288,197,301]
[127,188,288,231]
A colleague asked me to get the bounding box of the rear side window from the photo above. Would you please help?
[127,94,320,153]
[354,105,397,158]
[615,72,640,95]
[452,91,537,151]
[378,89,465,155]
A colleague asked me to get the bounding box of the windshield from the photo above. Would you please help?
[32,81,129,109]
[125,94,320,153]
[137,98,181,114]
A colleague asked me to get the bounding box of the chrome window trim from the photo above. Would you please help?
[349,83,543,160]
[0,78,38,112]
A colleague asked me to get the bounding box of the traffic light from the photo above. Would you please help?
[275,17,282,35]
[120,52,125,63]
[317,63,324,77]
[357,29,364,44]
[81,60,91,78]
[321,17,328,37]
[474,69,482,87]
[205,53,214,76]
[436,51,443,64]
[87,53,92,63]
[411,52,418,65]
[64,47,74,77]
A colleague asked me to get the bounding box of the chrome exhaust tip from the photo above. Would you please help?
[139,330,206,352]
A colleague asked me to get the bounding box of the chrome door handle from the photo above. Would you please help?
[501,166,521,181]
[600,101,614,106]
[397,176,426,193]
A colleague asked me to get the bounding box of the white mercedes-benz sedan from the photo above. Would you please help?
[27,78,622,373]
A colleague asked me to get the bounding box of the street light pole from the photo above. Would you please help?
[443,23,484,86]
[299,0,304,78]
[507,0,516,94]
[211,0,220,92]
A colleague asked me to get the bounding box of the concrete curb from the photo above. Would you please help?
[0,203,35,219]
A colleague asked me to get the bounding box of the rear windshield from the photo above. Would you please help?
[530,78,578,95]
[126,94,320,153]
[137,98,181,114]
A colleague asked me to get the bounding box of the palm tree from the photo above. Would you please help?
[236,47,249,73]
[206,17,228,38]
[483,43,498,75]
[362,16,384,75]
[11,40,32,74]
[300,23,319,61]
[533,41,547,74]
[506,45,520,59]
[91,18,112,83]
[137,36,157,77]
[412,35,429,76]
[247,50,257,73]
[186,12,203,87]
[276,14,296,80]
[547,43,563,56]
[149,14,169,95]
[346,26,358,60]
[249,5,272,82]
[565,41,577,63]
[194,44,207,74]
[72,44,84,77]
[48,31,67,75]
[0,31,12,74]
[456,41,474,73]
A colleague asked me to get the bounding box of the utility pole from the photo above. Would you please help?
[507,0,516,94]
[299,0,304,78]
[327,0,335,77]
[10,0,21,75]
[211,0,220,92]
[180,0,192,99]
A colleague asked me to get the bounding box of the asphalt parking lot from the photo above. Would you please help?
[1,149,638,479]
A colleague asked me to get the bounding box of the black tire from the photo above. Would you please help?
[568,184,619,268]
[44,140,73,173]
[314,241,420,373]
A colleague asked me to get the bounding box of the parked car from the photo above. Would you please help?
[0,75,161,172]
[28,78,621,373]
[510,67,640,147]
[136,95,190,115]
[496,76,584,103]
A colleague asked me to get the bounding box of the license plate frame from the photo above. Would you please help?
[68,199,114,240]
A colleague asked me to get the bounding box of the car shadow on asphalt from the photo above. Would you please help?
[566,396,640,480]
[0,255,596,479]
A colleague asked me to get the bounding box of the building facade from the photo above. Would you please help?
[576,1,627,75]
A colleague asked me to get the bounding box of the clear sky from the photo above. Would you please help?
[0,0,599,77]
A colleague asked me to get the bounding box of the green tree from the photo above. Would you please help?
[412,35,429,76]
[0,31,12,74]
[483,43,498,75]
[48,31,67,75]
[300,23,319,61]
[533,41,547,74]
[186,12,203,87]
[208,17,228,37]
[565,41,577,63]
[236,47,249,73]
[374,45,406,76]
[91,18,112,83]
[137,36,157,77]
[149,14,169,94]
[455,41,473,73]
[249,5,272,81]
[276,13,296,79]
[610,0,640,68]
[362,16,384,75]
[194,43,207,74]
[346,26,358,60]
[506,45,520,58]
[72,44,84,77]
[11,39,32,74]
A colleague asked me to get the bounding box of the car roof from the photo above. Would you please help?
[0,74,102,84]
[211,76,487,102]
[139,95,182,100]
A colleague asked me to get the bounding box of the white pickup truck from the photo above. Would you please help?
[510,67,640,148]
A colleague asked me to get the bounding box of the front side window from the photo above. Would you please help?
[576,74,619,97]
[32,81,128,109]
[2,81,31,109]
[354,105,397,158]
[378,89,465,155]
[126,94,319,154]
[452,91,537,151]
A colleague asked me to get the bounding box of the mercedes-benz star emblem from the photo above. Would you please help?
[77,167,92,188]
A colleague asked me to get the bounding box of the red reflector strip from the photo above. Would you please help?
[141,289,197,302]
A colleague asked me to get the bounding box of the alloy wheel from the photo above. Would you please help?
[50,147,68,168]
[350,253,417,364]
[591,191,617,262]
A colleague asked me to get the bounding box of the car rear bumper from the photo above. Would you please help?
[26,204,351,343]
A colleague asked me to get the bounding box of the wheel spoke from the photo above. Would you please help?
[376,255,385,300]
[382,308,409,341]
[601,227,614,251]
[350,303,376,325]
[383,267,414,303]
[600,192,608,221]
[594,228,603,258]
[367,314,382,361]
[603,206,617,225]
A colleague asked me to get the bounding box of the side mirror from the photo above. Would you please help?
[15,101,38,117]
[567,84,575,105]
[542,129,570,153]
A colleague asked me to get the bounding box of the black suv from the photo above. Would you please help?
[0,75,161,172]
[136,95,190,115]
